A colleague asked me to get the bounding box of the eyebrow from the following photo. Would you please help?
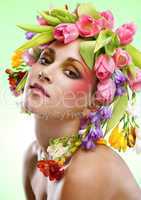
[67,57,85,71]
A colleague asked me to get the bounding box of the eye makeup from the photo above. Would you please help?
[61,58,83,79]
[38,48,55,65]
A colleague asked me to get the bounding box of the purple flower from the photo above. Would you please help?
[99,106,112,120]
[79,116,89,130]
[115,86,126,96]
[114,70,127,86]
[88,112,100,126]
[90,126,103,140]
[82,137,96,150]
[81,126,103,150]
[25,32,36,40]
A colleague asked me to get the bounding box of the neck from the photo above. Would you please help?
[34,114,81,150]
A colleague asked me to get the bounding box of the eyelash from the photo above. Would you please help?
[38,56,52,65]
[63,66,81,79]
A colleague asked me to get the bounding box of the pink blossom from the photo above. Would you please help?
[37,16,48,25]
[94,54,116,81]
[116,23,136,45]
[100,10,114,29]
[95,79,116,104]
[128,67,141,91]
[113,48,132,68]
[76,15,102,37]
[54,23,79,44]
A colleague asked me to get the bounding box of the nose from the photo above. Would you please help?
[38,68,52,83]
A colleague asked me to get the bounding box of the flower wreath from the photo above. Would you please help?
[5,3,141,181]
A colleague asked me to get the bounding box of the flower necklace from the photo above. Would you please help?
[36,105,138,182]
[36,111,108,182]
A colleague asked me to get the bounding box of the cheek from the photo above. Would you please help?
[71,80,92,94]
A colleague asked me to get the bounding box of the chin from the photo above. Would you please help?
[23,93,46,115]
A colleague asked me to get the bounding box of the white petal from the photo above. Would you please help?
[135,128,141,139]
[135,139,141,154]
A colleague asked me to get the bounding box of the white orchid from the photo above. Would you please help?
[134,139,141,154]
[134,127,141,154]
[135,127,141,139]
[47,143,70,160]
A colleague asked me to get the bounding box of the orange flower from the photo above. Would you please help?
[96,138,107,145]
[11,51,23,67]
[108,126,128,152]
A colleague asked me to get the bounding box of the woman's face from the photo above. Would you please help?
[23,39,96,119]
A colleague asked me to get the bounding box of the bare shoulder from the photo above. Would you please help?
[22,140,38,199]
[61,144,141,200]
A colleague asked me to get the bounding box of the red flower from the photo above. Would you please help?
[18,72,26,79]
[8,77,17,87]
[37,160,65,181]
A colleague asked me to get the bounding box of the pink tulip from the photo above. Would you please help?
[94,54,116,81]
[76,15,102,37]
[116,23,136,45]
[37,16,48,25]
[113,48,132,68]
[100,10,114,29]
[95,79,116,104]
[128,68,141,91]
[54,23,79,44]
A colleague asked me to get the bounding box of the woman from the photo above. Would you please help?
[5,3,141,200]
[21,38,140,199]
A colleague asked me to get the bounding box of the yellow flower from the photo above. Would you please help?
[11,51,23,67]
[59,157,66,165]
[108,126,128,152]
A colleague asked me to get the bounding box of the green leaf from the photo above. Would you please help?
[12,65,30,73]
[125,45,141,69]
[79,40,96,70]
[77,3,101,19]
[94,29,113,53]
[105,33,120,56]
[106,94,128,133]
[16,71,28,92]
[17,24,54,33]
[16,31,54,52]
[39,11,61,26]
[50,8,77,23]
[127,64,136,78]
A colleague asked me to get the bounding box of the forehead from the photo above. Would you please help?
[49,39,83,63]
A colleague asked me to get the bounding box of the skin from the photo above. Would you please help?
[22,39,141,200]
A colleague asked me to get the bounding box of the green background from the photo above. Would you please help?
[0,0,141,199]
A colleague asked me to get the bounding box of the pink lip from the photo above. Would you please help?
[29,82,50,97]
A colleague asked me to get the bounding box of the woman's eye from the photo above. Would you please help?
[38,56,53,65]
[63,68,81,79]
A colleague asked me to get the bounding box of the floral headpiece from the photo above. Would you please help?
[5,3,141,180]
